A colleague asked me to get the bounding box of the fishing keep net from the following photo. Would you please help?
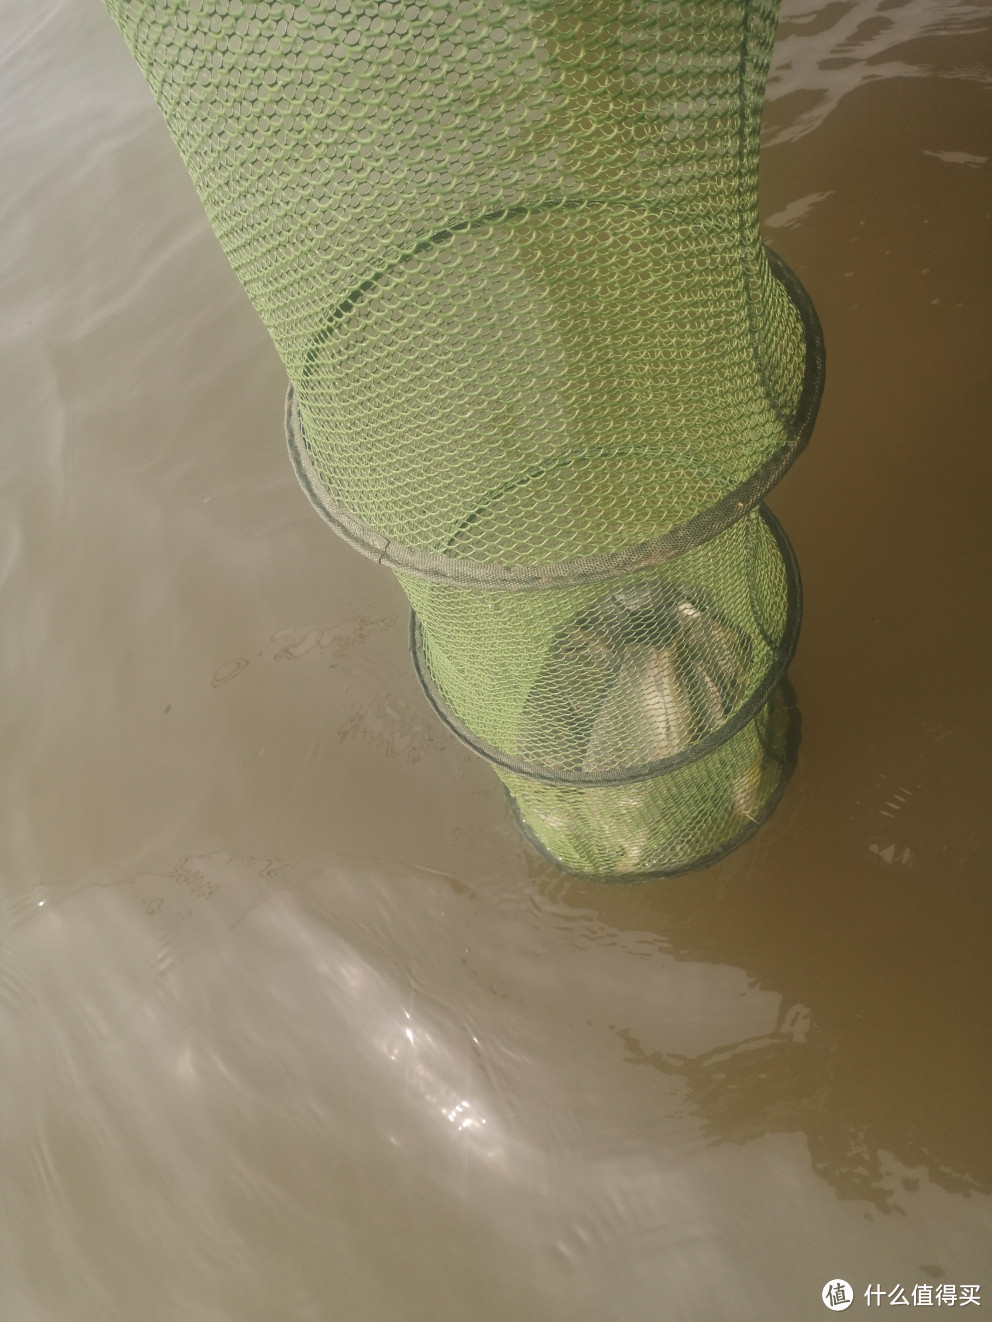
[102,0,824,877]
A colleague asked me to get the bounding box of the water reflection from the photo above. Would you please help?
[769,0,991,145]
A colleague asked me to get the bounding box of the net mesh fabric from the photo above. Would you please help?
[103,0,806,567]
[504,680,797,876]
[403,505,797,779]
[102,0,822,877]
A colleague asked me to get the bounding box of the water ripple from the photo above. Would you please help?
[768,0,991,143]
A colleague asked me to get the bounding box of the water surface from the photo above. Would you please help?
[1,2,990,1318]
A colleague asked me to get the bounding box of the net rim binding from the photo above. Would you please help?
[505,677,801,881]
[285,242,825,591]
[409,502,802,788]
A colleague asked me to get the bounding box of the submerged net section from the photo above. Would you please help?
[407,502,801,874]
[504,679,799,877]
[102,0,824,877]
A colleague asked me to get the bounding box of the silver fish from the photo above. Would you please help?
[583,641,702,770]
[581,585,752,773]
[732,751,768,823]
[517,581,752,774]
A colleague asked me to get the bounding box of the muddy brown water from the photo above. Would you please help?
[1,2,990,1319]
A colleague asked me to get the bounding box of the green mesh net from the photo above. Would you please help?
[102,0,823,878]
[404,505,798,778]
[504,679,799,877]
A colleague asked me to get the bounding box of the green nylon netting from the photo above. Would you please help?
[404,504,798,779]
[504,678,798,876]
[102,0,823,877]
